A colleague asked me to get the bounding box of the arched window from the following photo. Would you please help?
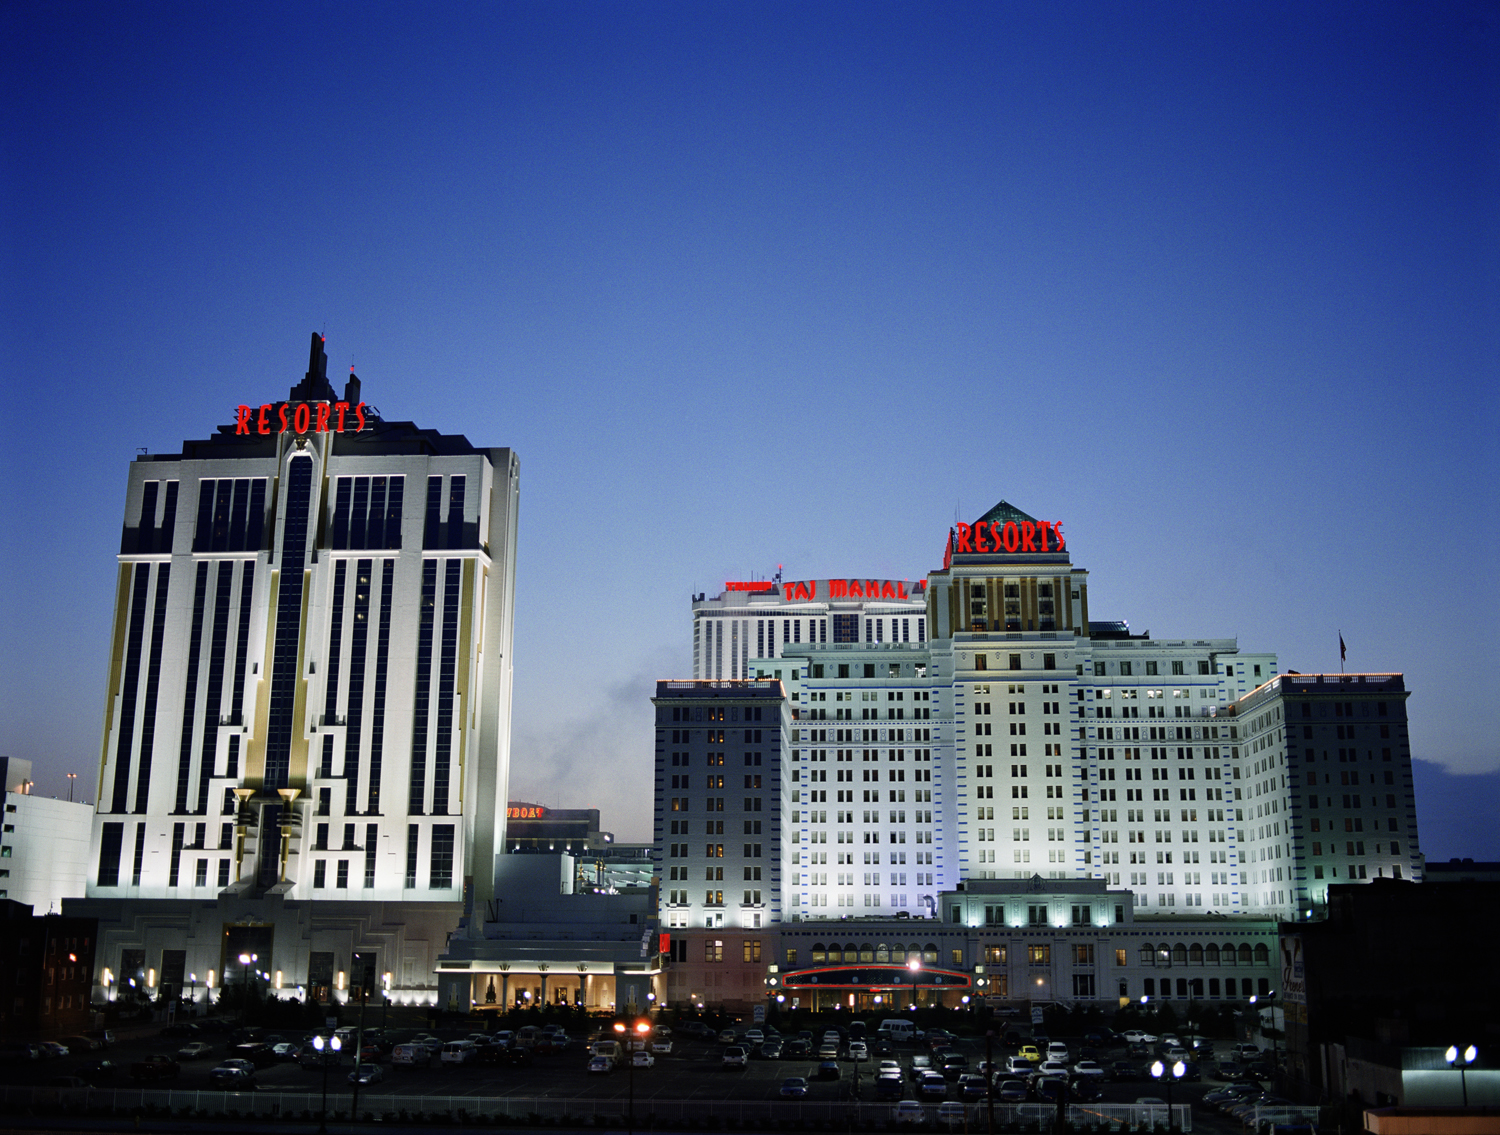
[908,943,923,962]
[876,944,891,963]
[844,944,859,964]
[1139,944,1155,966]
[1253,943,1270,965]
[1223,942,1237,966]
[1172,943,1188,965]
[924,943,939,964]
[1238,944,1253,965]
[1204,944,1220,966]
[1189,977,1203,998]
[811,943,826,964]
[1189,943,1204,965]
[859,944,874,964]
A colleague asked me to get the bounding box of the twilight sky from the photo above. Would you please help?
[3,2,1496,857]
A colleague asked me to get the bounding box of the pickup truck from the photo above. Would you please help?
[130,1055,181,1082]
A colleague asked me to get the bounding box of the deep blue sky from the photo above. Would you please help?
[3,2,1496,853]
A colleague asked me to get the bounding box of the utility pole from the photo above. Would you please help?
[985,1029,996,1135]
[350,984,369,1117]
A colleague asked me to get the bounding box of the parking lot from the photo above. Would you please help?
[1,1018,1294,1132]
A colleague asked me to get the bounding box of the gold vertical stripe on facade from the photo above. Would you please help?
[1080,582,1090,634]
[1022,576,1036,630]
[245,572,277,784]
[948,583,961,636]
[99,563,134,779]
[1061,576,1072,631]
[287,572,313,784]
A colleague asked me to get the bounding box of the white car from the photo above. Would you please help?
[1046,1042,1069,1061]
[1035,1060,1070,1079]
[177,1042,214,1060]
[848,1041,869,1062]
[892,1101,926,1126]
[632,1050,654,1068]
[651,1037,673,1054]
[1122,1030,1158,1045]
[879,1059,903,1077]
[1005,1055,1033,1075]
[722,1046,748,1068]
[1072,1060,1106,1078]
[588,1055,612,1074]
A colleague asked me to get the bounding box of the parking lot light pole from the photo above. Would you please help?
[313,1034,342,1133]
[1446,1045,1477,1107]
[1151,1058,1185,1135]
[612,1020,652,1135]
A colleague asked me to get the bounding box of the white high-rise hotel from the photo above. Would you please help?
[71,335,519,1005]
[672,500,1420,930]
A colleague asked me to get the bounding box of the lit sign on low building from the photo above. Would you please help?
[724,579,927,602]
[235,400,368,436]
[506,805,547,820]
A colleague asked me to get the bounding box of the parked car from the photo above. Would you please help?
[783,1039,811,1059]
[652,1036,674,1055]
[632,1050,654,1068]
[1046,1041,1070,1062]
[779,1076,809,1098]
[847,1040,869,1062]
[61,1035,100,1053]
[1072,1060,1106,1078]
[78,1059,120,1083]
[918,1071,948,1099]
[1017,1044,1042,1063]
[957,1073,988,1100]
[177,1041,214,1060]
[39,1042,70,1059]
[587,1055,612,1074]
[1121,1030,1157,1045]
[891,1100,926,1126]
[936,1101,968,1129]
[129,1055,180,1081]
[348,1064,385,1085]
[816,1060,841,1081]
[1110,1060,1141,1082]
[997,1079,1029,1103]
[208,1059,256,1087]
[722,1045,748,1068]
[875,1074,905,1099]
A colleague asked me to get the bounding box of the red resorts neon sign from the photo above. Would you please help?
[724,579,926,602]
[234,401,368,436]
[943,521,1065,569]
[954,520,1063,554]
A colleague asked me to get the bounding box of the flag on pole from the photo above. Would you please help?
[1339,633,1346,663]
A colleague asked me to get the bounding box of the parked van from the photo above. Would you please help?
[440,1040,478,1065]
[877,1019,917,1043]
[392,1043,434,1067]
[589,1040,622,1067]
[515,1026,541,1049]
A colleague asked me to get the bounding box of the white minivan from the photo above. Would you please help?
[877,1019,917,1043]
[440,1039,477,1065]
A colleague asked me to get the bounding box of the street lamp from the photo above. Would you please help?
[1445,1045,1477,1107]
[188,973,197,1017]
[614,1020,651,1135]
[312,1034,342,1133]
[1151,1058,1186,1134]
[1249,991,1280,1075]
[237,952,257,1026]
[66,772,77,802]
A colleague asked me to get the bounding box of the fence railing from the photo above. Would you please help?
[1,1085,1192,1130]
